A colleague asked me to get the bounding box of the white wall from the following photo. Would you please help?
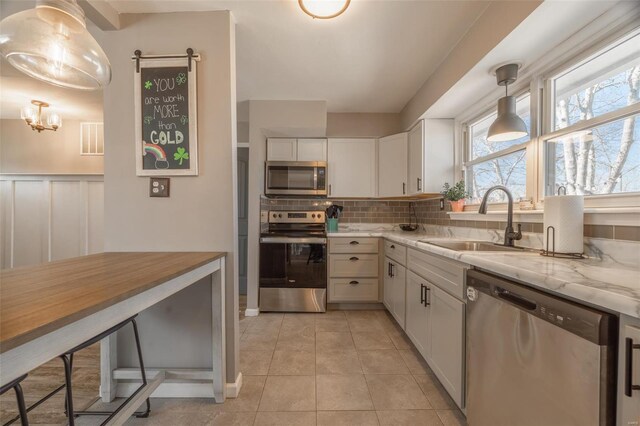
[326,113,402,138]
[99,11,239,383]
[0,119,104,174]
[245,100,327,312]
[0,175,104,269]
[399,1,542,129]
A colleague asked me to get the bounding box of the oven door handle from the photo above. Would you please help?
[260,237,327,244]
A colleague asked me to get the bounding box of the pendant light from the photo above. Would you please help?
[299,0,351,19]
[487,64,528,142]
[0,0,111,90]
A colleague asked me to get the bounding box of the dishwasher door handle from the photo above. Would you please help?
[495,287,537,311]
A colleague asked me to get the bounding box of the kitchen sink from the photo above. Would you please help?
[419,240,535,252]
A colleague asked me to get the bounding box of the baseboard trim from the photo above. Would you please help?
[225,372,243,398]
[327,302,385,310]
[244,308,260,317]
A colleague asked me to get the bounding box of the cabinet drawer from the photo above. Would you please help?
[330,254,379,277]
[329,278,379,302]
[407,248,466,299]
[384,240,406,265]
[330,238,379,254]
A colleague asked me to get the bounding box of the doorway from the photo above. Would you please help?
[237,147,249,299]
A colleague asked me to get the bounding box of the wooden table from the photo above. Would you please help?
[0,252,227,421]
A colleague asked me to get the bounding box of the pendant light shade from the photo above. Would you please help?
[486,64,528,142]
[487,96,528,142]
[0,0,111,90]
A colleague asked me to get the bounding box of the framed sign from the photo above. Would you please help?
[134,54,198,176]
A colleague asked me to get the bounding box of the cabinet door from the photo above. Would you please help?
[407,121,424,194]
[619,315,640,425]
[297,138,327,161]
[267,138,297,161]
[378,133,408,197]
[383,258,393,312]
[405,271,430,359]
[392,263,407,330]
[429,284,464,408]
[327,138,377,198]
[422,120,454,193]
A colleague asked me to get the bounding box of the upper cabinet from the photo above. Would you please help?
[407,119,454,195]
[327,138,377,198]
[267,138,327,162]
[378,133,408,197]
[297,138,327,161]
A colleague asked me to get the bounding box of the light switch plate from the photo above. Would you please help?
[150,178,170,197]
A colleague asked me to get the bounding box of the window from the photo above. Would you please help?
[545,32,640,196]
[80,122,104,155]
[465,93,531,203]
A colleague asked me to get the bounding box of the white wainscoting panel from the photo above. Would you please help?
[0,175,104,269]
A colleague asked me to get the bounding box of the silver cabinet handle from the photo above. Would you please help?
[349,240,360,245]
[349,280,359,285]
[417,177,422,192]
[349,256,359,261]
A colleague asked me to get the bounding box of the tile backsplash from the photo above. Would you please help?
[260,197,640,241]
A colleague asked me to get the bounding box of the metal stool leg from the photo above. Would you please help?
[12,382,28,426]
[60,355,75,426]
[131,319,151,418]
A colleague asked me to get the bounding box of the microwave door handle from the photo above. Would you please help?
[314,167,318,191]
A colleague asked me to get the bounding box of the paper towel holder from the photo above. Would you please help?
[540,225,585,259]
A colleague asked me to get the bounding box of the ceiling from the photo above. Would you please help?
[107,0,491,113]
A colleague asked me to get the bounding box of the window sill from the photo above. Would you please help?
[448,207,640,226]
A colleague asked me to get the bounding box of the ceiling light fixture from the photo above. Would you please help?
[299,0,351,19]
[487,64,528,142]
[21,100,62,132]
[0,0,111,90]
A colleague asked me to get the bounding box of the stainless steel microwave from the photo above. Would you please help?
[265,161,327,196]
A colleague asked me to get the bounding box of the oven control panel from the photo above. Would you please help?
[269,210,325,224]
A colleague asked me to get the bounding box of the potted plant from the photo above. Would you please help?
[442,181,468,212]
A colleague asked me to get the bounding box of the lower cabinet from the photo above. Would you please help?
[405,271,430,357]
[429,284,464,407]
[618,314,640,424]
[383,257,406,329]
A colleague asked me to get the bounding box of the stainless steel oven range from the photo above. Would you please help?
[259,210,327,312]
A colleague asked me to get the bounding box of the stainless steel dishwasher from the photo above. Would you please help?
[466,269,617,426]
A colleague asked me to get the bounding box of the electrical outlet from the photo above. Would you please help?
[150,178,170,197]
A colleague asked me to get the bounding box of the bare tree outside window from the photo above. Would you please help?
[548,34,640,196]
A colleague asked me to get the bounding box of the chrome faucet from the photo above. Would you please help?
[478,185,522,247]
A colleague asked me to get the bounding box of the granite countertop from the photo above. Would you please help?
[328,229,640,319]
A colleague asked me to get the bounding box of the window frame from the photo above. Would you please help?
[458,21,640,210]
[462,90,534,206]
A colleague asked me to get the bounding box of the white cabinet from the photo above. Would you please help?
[297,138,327,161]
[267,138,297,161]
[429,284,464,407]
[267,138,327,162]
[327,138,377,198]
[407,119,454,195]
[328,237,380,303]
[378,132,408,197]
[384,257,406,329]
[618,314,640,425]
[405,271,430,358]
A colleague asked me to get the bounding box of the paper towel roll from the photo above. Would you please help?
[543,195,584,254]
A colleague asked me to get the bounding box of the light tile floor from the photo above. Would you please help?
[87,310,467,425]
[5,306,466,425]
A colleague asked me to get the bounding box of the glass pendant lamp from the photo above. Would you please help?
[0,0,111,90]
